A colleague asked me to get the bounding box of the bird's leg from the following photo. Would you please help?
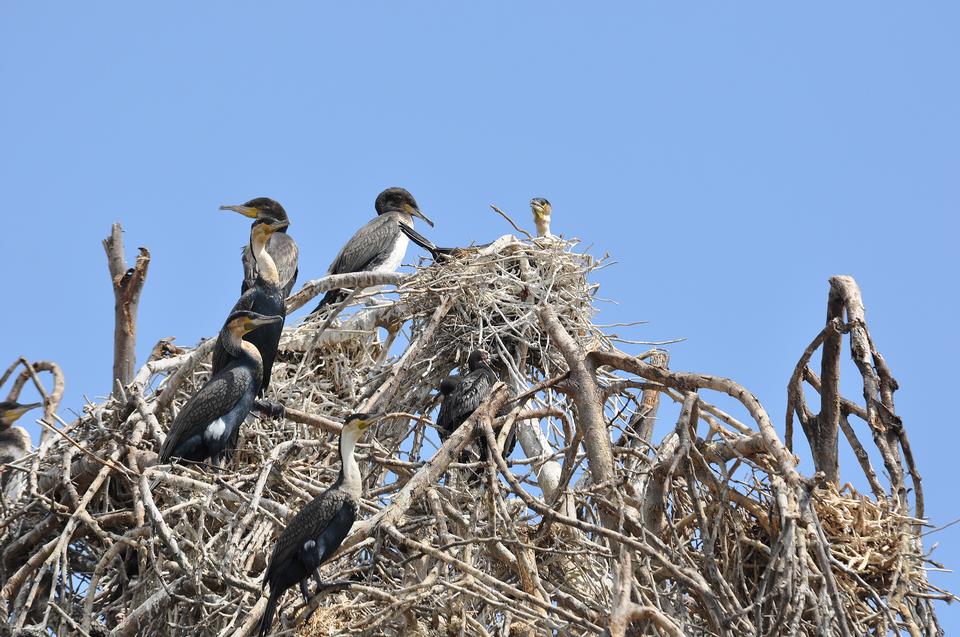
[254,398,285,419]
[210,455,223,473]
[299,578,311,604]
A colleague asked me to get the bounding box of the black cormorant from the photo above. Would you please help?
[221,198,299,299]
[0,400,39,489]
[259,412,384,636]
[311,188,433,314]
[436,350,503,463]
[530,197,553,238]
[159,310,282,467]
[212,216,288,397]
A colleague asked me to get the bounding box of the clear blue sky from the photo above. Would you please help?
[2,2,957,629]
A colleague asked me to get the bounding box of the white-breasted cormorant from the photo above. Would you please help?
[258,412,384,636]
[0,400,39,490]
[159,310,282,467]
[212,215,288,397]
[310,188,433,314]
[221,198,299,299]
[530,197,553,238]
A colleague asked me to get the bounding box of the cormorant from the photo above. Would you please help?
[436,350,505,464]
[211,215,288,397]
[159,310,282,467]
[530,197,553,238]
[221,198,299,299]
[0,400,39,489]
[259,412,384,636]
[311,188,433,314]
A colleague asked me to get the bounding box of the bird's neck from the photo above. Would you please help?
[337,430,362,499]
[251,232,280,287]
[535,215,552,238]
[389,210,414,228]
[222,329,264,370]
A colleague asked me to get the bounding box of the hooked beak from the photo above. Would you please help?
[243,315,283,333]
[404,203,435,228]
[220,204,260,219]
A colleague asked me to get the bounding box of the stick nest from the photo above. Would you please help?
[0,236,950,636]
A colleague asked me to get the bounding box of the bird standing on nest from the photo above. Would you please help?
[530,197,553,238]
[222,198,299,299]
[159,310,283,467]
[258,412,384,637]
[311,188,433,315]
[212,212,289,398]
[0,400,40,490]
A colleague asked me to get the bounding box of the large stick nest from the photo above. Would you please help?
[0,235,951,636]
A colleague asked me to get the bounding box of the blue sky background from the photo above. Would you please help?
[2,2,957,630]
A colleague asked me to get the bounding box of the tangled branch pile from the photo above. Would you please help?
[0,232,951,636]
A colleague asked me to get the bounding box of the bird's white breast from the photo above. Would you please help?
[376,230,409,273]
[204,417,227,441]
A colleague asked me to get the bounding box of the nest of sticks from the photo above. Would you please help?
[0,231,952,636]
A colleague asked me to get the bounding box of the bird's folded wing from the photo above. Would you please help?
[159,368,248,458]
[328,214,399,274]
[265,489,350,580]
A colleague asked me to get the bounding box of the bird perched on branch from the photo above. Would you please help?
[159,310,282,467]
[222,198,299,299]
[259,412,384,636]
[529,197,553,238]
[212,214,289,398]
[436,349,509,466]
[0,400,40,489]
[310,188,433,315]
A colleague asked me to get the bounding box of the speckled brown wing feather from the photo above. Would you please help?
[264,488,354,583]
[158,366,251,461]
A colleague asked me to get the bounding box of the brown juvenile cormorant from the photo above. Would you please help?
[530,197,553,238]
[211,215,288,397]
[159,310,282,467]
[311,188,433,314]
[259,412,383,636]
[221,198,299,299]
[0,400,39,490]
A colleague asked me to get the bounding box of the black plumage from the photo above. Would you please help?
[437,350,497,440]
[159,311,282,467]
[399,223,492,261]
[311,188,433,315]
[229,198,299,299]
[212,215,288,396]
[259,413,381,636]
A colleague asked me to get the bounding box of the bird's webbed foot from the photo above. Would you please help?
[300,578,312,604]
[254,399,286,419]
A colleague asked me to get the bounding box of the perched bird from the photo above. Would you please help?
[311,188,433,314]
[259,412,384,636]
[0,400,40,490]
[530,197,553,237]
[221,198,299,299]
[159,310,282,467]
[212,215,289,397]
[436,349,502,464]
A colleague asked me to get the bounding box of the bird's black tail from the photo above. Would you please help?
[309,289,346,316]
[259,587,281,637]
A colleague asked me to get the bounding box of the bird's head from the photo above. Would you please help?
[224,310,283,339]
[530,197,552,221]
[467,349,491,370]
[220,198,289,228]
[375,187,434,227]
[0,400,42,427]
[340,412,385,447]
[249,217,290,246]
